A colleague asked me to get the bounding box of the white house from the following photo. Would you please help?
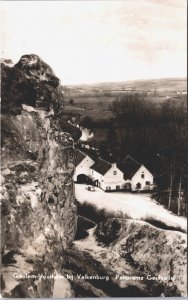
[74,151,154,192]
[74,150,95,183]
[176,89,187,95]
[119,155,154,191]
[90,158,125,191]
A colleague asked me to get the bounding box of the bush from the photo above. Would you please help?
[75,216,95,240]
[141,216,185,233]
[95,218,122,245]
[76,200,130,224]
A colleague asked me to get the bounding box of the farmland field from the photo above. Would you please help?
[62,77,186,121]
[63,77,186,96]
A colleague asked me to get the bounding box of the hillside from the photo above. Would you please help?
[64,77,187,95]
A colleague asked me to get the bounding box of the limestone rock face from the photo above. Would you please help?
[37,110,78,254]
[1,115,36,164]
[1,55,77,297]
[95,218,187,296]
[1,54,63,115]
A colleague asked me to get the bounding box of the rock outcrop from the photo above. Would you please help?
[1,54,63,115]
[95,218,187,297]
[1,54,78,297]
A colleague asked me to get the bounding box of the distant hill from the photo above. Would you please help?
[64,77,187,93]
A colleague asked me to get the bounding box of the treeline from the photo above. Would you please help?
[109,94,186,166]
[112,94,187,216]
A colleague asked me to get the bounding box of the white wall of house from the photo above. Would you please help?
[75,159,154,193]
[90,169,103,182]
[101,180,126,191]
[131,165,154,191]
[104,164,124,182]
[74,156,95,181]
[91,164,125,191]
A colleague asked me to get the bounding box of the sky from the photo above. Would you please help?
[0,0,187,85]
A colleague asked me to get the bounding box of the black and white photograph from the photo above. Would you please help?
[0,0,187,298]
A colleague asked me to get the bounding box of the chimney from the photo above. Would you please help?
[112,163,116,169]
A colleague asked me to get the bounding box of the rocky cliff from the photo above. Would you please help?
[1,54,79,297]
[65,217,186,297]
[95,218,187,296]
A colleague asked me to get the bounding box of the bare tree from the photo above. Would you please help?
[168,174,173,210]
[177,177,182,216]
[168,159,175,210]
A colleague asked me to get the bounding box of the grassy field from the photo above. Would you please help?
[63,77,186,122]
[63,106,113,121]
[63,77,186,94]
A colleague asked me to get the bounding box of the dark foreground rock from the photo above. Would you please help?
[1,55,78,297]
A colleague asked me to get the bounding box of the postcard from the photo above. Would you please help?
[0,0,187,298]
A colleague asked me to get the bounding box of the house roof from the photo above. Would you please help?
[90,158,111,175]
[75,150,87,166]
[118,155,141,180]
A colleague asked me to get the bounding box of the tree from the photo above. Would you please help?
[110,93,150,152]
[168,157,176,210]
[80,116,94,129]
[177,178,182,215]
[168,174,173,210]
[69,99,74,105]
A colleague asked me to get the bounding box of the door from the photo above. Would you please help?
[77,174,87,184]
[136,182,141,190]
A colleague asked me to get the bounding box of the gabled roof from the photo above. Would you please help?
[118,155,141,179]
[90,158,111,175]
[75,150,87,166]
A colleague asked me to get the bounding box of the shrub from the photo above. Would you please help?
[141,216,185,233]
[76,200,130,224]
[95,218,122,245]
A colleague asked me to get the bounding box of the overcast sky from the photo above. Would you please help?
[1,0,187,84]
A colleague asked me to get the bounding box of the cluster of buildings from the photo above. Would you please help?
[74,150,154,192]
[176,89,187,95]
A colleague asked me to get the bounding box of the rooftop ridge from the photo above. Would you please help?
[76,149,87,156]
[98,156,112,166]
[123,154,141,165]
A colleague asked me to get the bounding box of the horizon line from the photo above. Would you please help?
[63,76,187,86]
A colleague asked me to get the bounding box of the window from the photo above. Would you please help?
[113,171,117,175]
[145,181,150,185]
[141,172,145,178]
[106,186,111,190]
